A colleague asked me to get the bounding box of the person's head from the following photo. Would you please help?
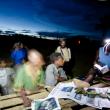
[28,49,45,67]
[59,39,66,48]
[13,42,20,50]
[50,53,64,67]
[0,59,7,68]
[19,42,24,49]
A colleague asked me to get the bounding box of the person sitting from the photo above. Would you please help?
[0,59,15,95]
[13,49,45,107]
[45,53,67,87]
[84,40,110,87]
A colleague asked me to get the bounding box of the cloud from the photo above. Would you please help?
[32,0,110,33]
[21,30,31,33]
[37,31,71,37]
[4,30,16,34]
[0,29,17,35]
[0,0,110,37]
[0,30,3,34]
[0,28,72,39]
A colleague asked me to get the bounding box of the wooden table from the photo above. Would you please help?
[0,80,99,110]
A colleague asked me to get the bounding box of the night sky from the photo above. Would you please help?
[0,0,110,38]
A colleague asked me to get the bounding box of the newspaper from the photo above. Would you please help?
[48,82,110,109]
[48,82,86,105]
[87,87,110,109]
[48,82,76,99]
[84,88,101,109]
[31,97,61,110]
[32,81,110,109]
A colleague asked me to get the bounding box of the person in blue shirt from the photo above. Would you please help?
[11,42,26,69]
[19,42,28,60]
[84,41,110,87]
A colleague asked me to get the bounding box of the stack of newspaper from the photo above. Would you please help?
[31,81,110,110]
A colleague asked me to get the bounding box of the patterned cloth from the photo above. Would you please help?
[14,64,45,92]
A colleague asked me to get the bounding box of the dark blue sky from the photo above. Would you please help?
[0,0,110,37]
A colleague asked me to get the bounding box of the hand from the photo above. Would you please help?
[20,89,32,107]
[57,76,66,82]
[23,97,32,107]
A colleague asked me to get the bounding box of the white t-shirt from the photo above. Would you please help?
[0,68,15,87]
[56,46,71,62]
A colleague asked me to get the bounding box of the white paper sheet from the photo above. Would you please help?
[31,97,61,110]
[94,64,109,74]
[31,81,110,109]
[48,82,76,99]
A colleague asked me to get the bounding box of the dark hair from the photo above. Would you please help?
[59,39,66,43]
[13,42,20,49]
[50,53,63,63]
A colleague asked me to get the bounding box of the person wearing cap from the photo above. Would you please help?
[45,53,67,87]
[84,40,110,87]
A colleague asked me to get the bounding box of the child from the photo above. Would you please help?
[14,49,45,107]
[45,53,67,87]
[0,59,15,95]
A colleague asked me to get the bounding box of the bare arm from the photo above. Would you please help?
[57,68,67,82]
[19,89,32,107]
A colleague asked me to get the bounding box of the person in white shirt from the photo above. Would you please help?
[0,59,15,95]
[55,39,72,77]
[56,39,71,62]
